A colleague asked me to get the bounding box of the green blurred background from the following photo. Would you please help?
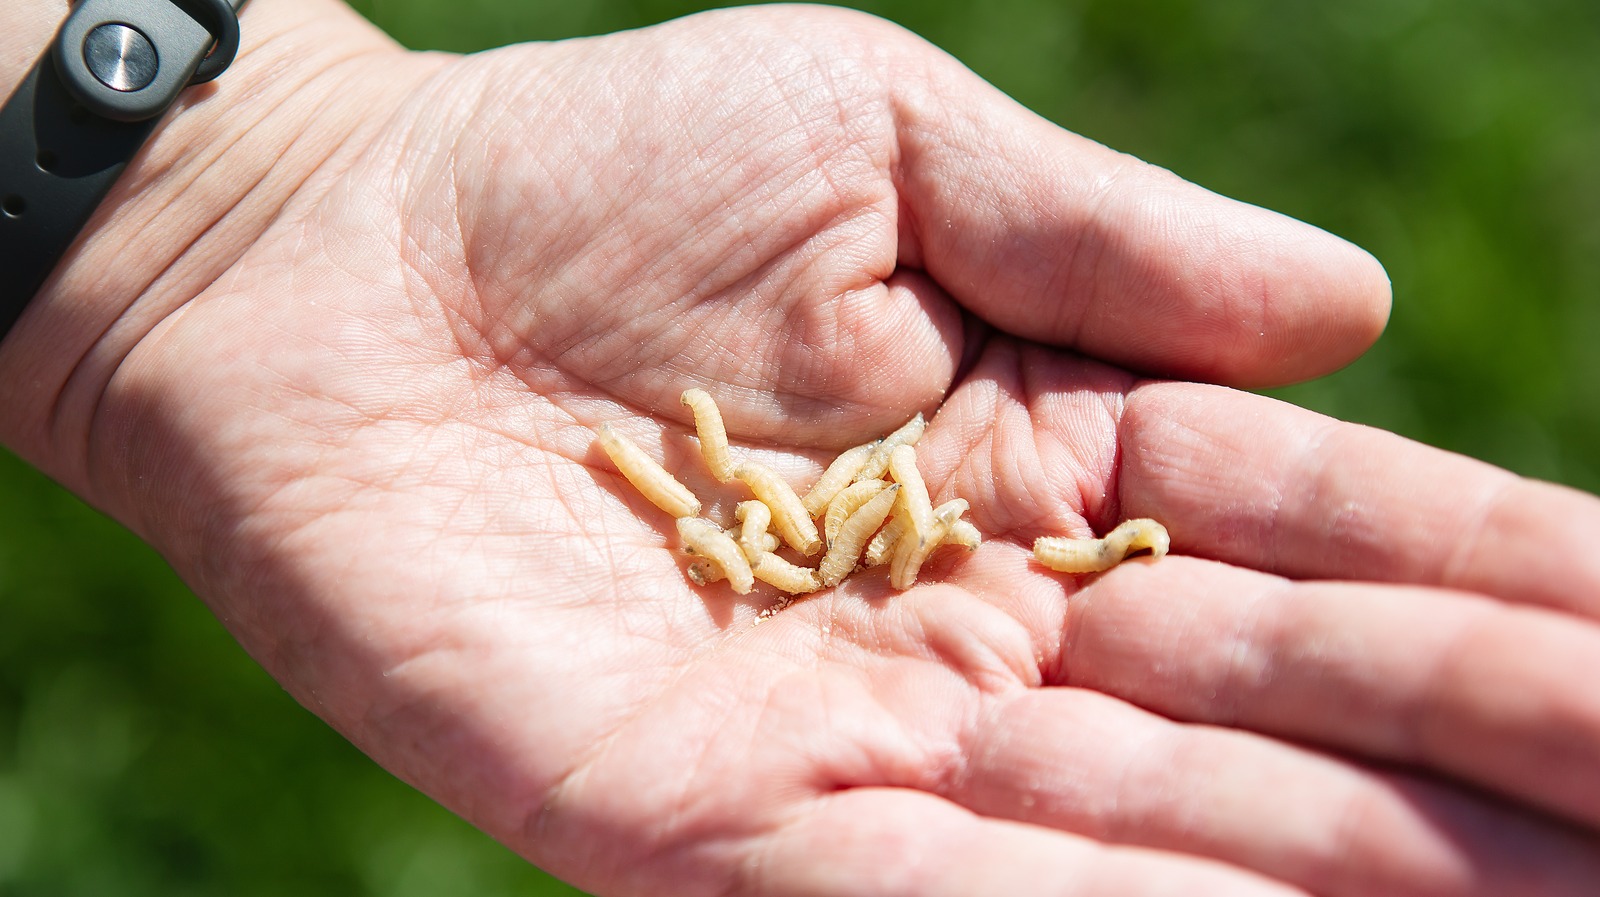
[2,1,1596,894]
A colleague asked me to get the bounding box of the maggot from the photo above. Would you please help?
[863,516,905,568]
[802,441,877,517]
[734,500,781,561]
[681,388,736,483]
[751,553,822,595]
[889,498,968,590]
[735,460,822,556]
[686,557,725,586]
[886,443,933,538]
[854,413,925,483]
[819,484,901,587]
[946,519,981,551]
[677,517,754,594]
[1033,518,1170,574]
[597,422,701,519]
[823,479,890,546]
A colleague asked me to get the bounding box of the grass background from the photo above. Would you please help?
[2,1,1597,894]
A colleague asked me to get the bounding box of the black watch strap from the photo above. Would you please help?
[0,0,246,343]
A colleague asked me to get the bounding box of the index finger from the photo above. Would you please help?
[1115,381,1600,616]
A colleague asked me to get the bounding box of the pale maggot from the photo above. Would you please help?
[735,460,822,556]
[1033,518,1170,574]
[854,413,925,482]
[681,388,736,483]
[819,484,901,587]
[823,479,890,546]
[677,517,755,594]
[597,422,701,519]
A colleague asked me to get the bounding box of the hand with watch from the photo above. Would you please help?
[3,2,1600,896]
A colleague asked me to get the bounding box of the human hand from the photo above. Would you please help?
[5,1,1599,895]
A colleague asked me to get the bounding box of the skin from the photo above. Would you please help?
[4,1,1600,895]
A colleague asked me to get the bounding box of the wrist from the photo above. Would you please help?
[0,3,63,92]
[0,0,423,499]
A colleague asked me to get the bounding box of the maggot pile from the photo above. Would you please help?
[595,388,1169,599]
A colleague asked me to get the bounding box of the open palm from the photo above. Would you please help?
[38,4,1600,895]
